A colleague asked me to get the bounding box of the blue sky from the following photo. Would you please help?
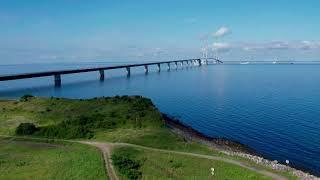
[0,0,319,64]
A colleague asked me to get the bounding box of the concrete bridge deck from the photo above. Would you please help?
[0,58,222,86]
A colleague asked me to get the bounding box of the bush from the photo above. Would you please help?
[20,94,34,102]
[112,150,142,180]
[16,123,38,135]
[37,125,93,139]
[34,113,115,139]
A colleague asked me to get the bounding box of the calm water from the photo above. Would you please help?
[1,63,320,175]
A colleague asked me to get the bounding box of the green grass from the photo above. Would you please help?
[0,96,217,155]
[0,96,163,136]
[112,146,271,180]
[0,138,107,180]
[0,96,299,179]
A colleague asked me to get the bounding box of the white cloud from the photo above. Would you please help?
[299,41,320,50]
[211,42,231,52]
[213,27,231,38]
[240,40,320,52]
[266,41,290,50]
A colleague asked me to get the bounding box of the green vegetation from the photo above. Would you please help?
[0,96,162,137]
[20,94,34,102]
[111,148,143,180]
[0,96,298,179]
[0,138,106,180]
[112,146,271,179]
[15,123,38,135]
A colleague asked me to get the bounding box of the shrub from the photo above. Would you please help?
[112,150,142,180]
[20,94,34,102]
[34,113,115,139]
[35,123,93,139]
[16,123,38,135]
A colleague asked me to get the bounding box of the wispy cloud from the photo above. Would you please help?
[199,26,231,42]
[211,42,231,52]
[241,40,320,52]
[299,41,320,50]
[213,27,231,38]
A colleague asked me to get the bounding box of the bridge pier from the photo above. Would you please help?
[144,65,148,74]
[167,63,170,70]
[175,62,178,69]
[99,69,105,81]
[157,63,161,72]
[198,59,202,66]
[126,67,131,77]
[54,74,61,87]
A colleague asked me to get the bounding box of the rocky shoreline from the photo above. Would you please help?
[162,114,319,180]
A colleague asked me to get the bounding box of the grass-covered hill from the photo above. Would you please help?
[0,95,163,138]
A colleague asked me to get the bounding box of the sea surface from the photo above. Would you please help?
[1,62,320,175]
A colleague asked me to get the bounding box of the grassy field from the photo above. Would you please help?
[0,138,106,180]
[112,146,271,180]
[0,96,220,155]
[0,96,163,136]
[0,96,299,179]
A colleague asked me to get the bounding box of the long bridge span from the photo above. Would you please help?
[0,58,222,87]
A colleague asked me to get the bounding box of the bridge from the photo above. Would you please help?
[0,58,223,87]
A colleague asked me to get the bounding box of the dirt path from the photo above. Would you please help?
[0,135,287,180]
[81,142,119,180]
[80,140,287,180]
[112,142,287,180]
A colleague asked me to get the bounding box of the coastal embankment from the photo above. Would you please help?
[163,114,319,179]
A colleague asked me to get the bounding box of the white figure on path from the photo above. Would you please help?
[211,167,215,176]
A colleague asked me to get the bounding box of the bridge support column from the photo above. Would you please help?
[198,59,202,66]
[167,63,170,70]
[175,62,178,69]
[144,65,148,74]
[157,63,161,72]
[54,74,61,87]
[126,67,131,77]
[99,69,105,81]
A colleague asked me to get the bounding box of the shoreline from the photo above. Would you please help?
[162,114,319,179]
[1,96,318,179]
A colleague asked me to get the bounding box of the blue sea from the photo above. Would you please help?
[1,62,320,175]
